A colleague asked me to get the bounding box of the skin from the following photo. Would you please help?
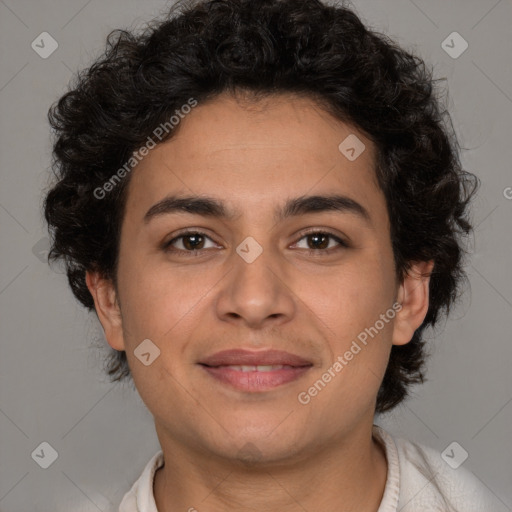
[86,92,434,512]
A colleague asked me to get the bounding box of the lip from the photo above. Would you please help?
[199,349,313,367]
[198,349,313,392]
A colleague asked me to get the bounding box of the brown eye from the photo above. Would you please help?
[180,233,206,250]
[306,232,330,250]
[162,229,348,257]
[293,230,348,254]
[163,231,217,254]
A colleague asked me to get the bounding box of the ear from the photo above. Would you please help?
[392,260,435,346]
[85,270,126,351]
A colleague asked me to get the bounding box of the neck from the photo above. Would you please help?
[153,421,388,512]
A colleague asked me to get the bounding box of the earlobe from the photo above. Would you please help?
[85,270,126,351]
[392,260,435,346]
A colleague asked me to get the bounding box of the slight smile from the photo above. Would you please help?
[198,349,314,392]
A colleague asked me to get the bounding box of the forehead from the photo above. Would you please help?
[123,92,385,225]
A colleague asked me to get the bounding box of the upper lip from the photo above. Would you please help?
[199,349,313,367]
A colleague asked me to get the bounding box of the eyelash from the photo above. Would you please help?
[162,229,349,257]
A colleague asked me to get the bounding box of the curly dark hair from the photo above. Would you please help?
[43,0,478,413]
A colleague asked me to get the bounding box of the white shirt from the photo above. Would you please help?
[119,424,499,511]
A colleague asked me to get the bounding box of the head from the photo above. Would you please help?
[43,0,477,459]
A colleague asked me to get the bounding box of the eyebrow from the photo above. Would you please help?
[143,193,372,226]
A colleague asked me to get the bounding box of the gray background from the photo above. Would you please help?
[0,0,511,510]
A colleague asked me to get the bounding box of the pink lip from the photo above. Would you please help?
[199,349,312,367]
[198,349,313,392]
[201,366,311,392]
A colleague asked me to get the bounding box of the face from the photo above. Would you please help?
[87,92,432,464]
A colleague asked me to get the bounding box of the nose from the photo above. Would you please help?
[214,238,297,330]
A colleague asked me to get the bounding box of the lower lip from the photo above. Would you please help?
[200,365,312,392]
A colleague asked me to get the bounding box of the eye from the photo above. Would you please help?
[293,230,349,255]
[162,229,349,257]
[163,230,218,255]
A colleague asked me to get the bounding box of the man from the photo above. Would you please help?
[43,0,498,510]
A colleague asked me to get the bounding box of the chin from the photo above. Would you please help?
[204,420,307,465]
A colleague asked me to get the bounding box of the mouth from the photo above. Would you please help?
[198,349,313,392]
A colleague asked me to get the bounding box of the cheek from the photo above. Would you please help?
[303,259,395,339]
[304,269,395,413]
[117,255,217,345]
